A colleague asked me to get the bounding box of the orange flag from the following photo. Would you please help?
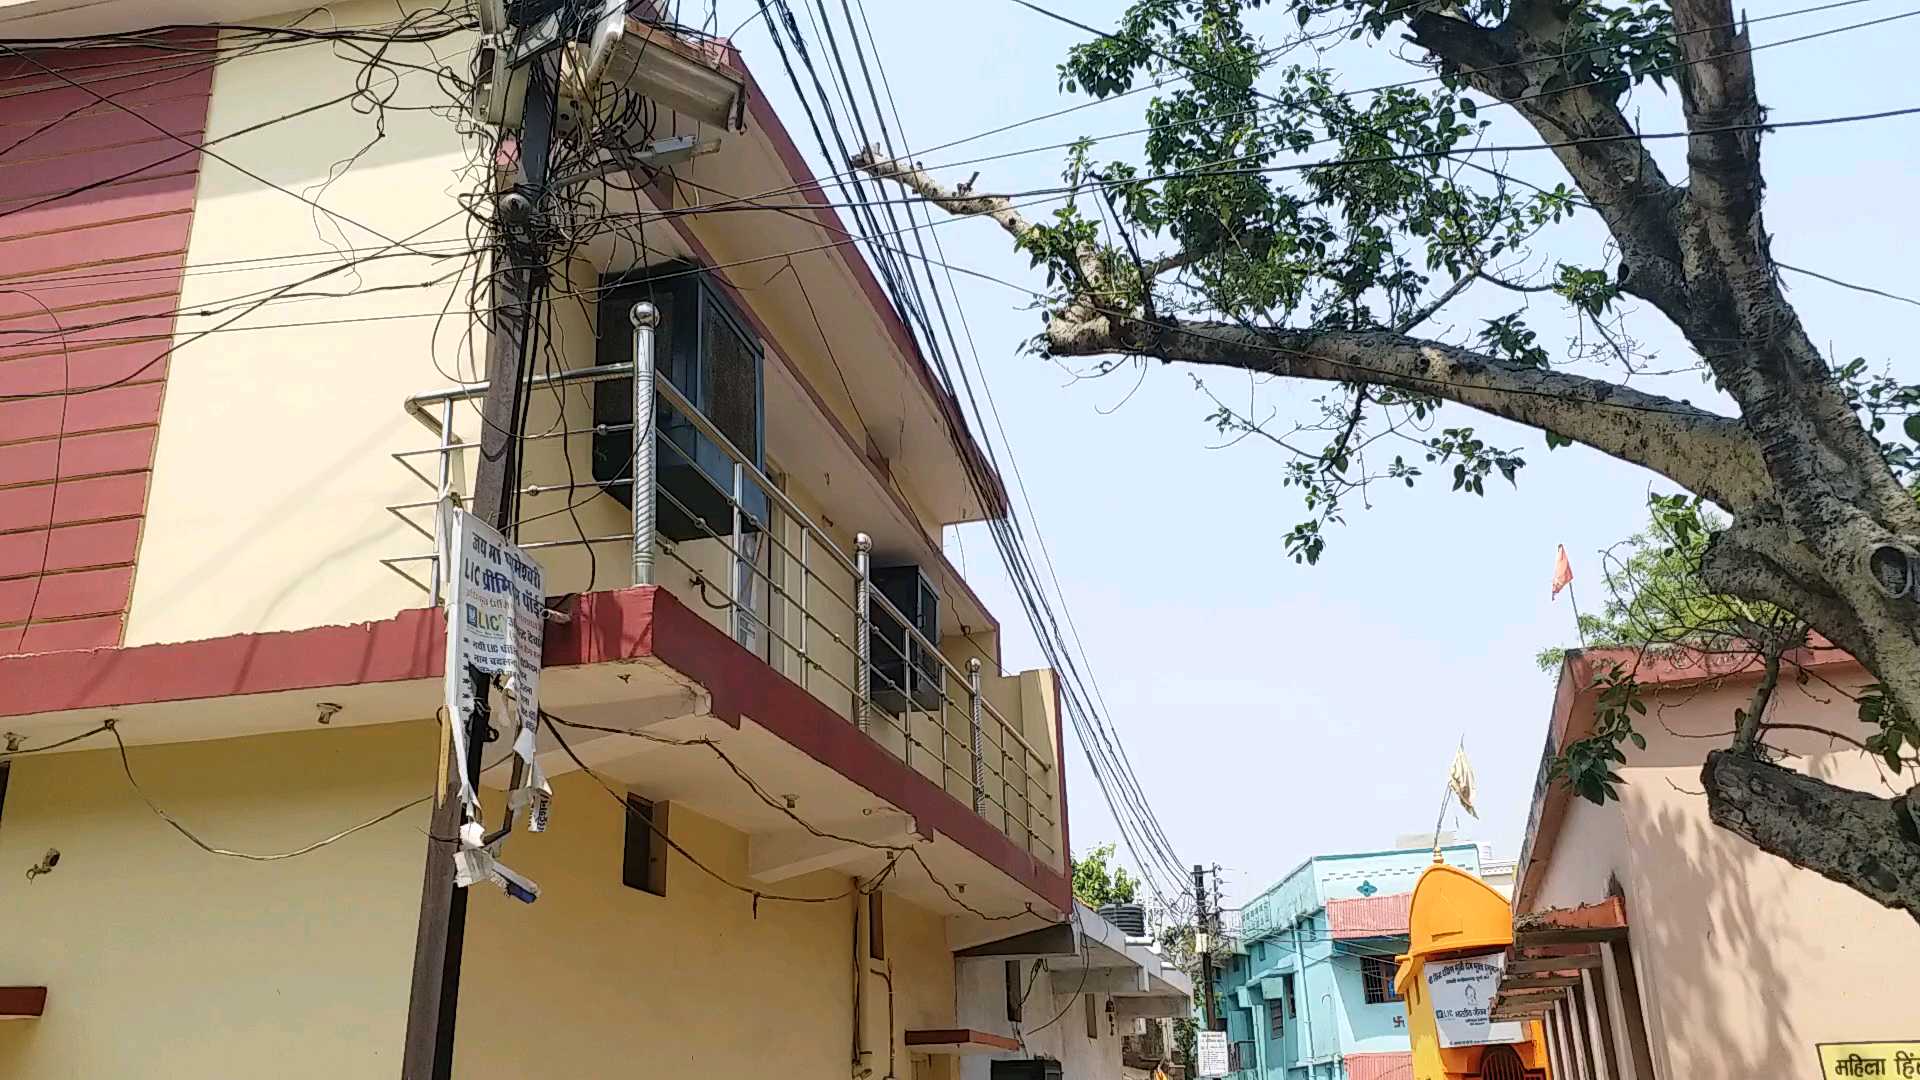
[1551,545,1574,598]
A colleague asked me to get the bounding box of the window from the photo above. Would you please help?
[621,795,669,896]
[1254,942,1265,964]
[1283,974,1296,1018]
[868,891,886,960]
[1005,960,1024,1023]
[1361,956,1401,1004]
[1268,998,1284,1038]
[594,263,767,542]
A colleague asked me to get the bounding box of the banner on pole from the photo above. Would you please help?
[440,499,546,814]
[1196,1031,1230,1077]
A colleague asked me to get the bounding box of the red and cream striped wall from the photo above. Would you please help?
[0,34,214,654]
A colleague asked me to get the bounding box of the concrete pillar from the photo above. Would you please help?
[1603,941,1657,1080]
[1544,1010,1569,1080]
[1556,997,1590,1080]
[1597,946,1637,1080]
[1581,969,1617,1080]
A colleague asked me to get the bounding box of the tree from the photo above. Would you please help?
[1541,492,1920,818]
[857,0,1920,916]
[1072,842,1142,907]
[1534,492,1787,672]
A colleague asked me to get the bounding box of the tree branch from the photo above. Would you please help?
[853,152,1769,513]
[1404,8,1692,320]
[1053,312,1767,512]
[1703,750,1920,922]
[1732,647,1781,754]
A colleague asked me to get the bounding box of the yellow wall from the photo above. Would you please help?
[456,771,957,1079]
[0,720,437,1078]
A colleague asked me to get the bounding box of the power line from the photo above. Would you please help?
[1778,260,1920,308]
[12,84,1919,362]
[786,0,1899,194]
[0,40,452,253]
[791,3,1197,902]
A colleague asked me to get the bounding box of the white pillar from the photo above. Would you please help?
[1599,945,1638,1080]
[1544,1009,1569,1080]
[1580,970,1613,1080]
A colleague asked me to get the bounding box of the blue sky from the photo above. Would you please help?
[712,0,1920,907]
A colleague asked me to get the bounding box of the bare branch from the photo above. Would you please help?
[1732,648,1782,753]
[1395,272,1477,334]
[1049,312,1769,512]
[850,146,1040,245]
[1146,248,1207,278]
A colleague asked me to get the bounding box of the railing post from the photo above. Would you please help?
[430,398,456,608]
[629,301,658,586]
[798,527,809,693]
[855,532,872,733]
[730,460,745,644]
[968,658,985,815]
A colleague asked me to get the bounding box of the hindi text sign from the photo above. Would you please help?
[1428,951,1526,1049]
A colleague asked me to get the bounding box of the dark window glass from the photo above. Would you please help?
[1362,956,1401,1004]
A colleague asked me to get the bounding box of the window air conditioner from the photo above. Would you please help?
[868,563,943,716]
[592,263,768,542]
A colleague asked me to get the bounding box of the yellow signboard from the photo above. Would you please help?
[1818,1042,1920,1078]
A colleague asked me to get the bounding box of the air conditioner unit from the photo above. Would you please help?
[868,563,942,715]
[991,1059,1062,1080]
[592,264,768,541]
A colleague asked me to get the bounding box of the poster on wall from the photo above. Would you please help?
[1428,951,1526,1048]
[1196,1030,1230,1077]
[1816,1041,1920,1078]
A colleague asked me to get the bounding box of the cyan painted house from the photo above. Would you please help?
[1215,844,1484,1080]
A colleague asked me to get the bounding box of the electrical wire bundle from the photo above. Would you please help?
[746,0,1199,910]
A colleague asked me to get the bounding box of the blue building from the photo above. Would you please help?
[1213,843,1485,1080]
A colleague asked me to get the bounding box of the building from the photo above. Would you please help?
[0,4,1186,1076]
[954,902,1194,1080]
[1394,859,1550,1080]
[1214,843,1490,1080]
[1497,644,1920,1079]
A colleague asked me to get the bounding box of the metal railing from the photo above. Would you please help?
[384,302,1058,864]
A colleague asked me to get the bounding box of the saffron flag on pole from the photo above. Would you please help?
[1551,544,1574,599]
[1448,744,1478,819]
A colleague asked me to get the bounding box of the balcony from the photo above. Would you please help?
[378,297,1063,914]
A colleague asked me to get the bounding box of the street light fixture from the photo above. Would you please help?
[566,0,748,132]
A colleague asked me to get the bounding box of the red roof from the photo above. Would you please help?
[1327,892,1413,939]
[1344,1052,1415,1080]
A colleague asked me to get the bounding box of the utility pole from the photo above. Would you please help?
[399,47,557,1080]
[1194,863,1219,1030]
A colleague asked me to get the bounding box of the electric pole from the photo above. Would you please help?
[399,45,557,1080]
[1194,863,1219,1030]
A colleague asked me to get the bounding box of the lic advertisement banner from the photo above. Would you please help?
[440,499,545,812]
[1429,951,1526,1048]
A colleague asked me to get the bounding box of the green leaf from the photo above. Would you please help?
[1904,414,1920,444]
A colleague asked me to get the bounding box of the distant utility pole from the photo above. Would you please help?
[399,36,558,1080]
[1194,863,1219,1030]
